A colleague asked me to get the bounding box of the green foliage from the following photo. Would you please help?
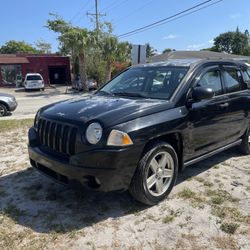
[213,27,250,55]
[162,48,173,54]
[146,43,157,58]
[0,40,36,54]
[35,39,52,54]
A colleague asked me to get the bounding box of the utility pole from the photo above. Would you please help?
[87,0,106,32]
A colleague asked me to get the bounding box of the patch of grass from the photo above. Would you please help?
[220,222,239,234]
[0,119,33,133]
[211,206,250,224]
[162,215,175,224]
[3,204,25,221]
[178,188,196,199]
[178,188,205,208]
[206,189,239,205]
[211,235,239,250]
[162,209,181,224]
[203,181,214,187]
[194,177,205,183]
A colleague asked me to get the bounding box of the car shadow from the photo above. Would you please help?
[0,148,242,233]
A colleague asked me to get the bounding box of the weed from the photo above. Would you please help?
[220,222,239,234]
[0,119,33,133]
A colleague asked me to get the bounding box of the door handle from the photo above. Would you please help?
[219,102,229,108]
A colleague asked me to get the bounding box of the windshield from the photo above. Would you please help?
[98,66,188,100]
[26,75,42,81]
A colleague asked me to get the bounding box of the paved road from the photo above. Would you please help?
[0,86,85,120]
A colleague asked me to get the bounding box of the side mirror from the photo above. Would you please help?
[192,87,214,101]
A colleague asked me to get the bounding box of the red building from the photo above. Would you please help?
[0,54,71,87]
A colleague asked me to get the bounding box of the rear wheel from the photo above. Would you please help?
[129,141,178,205]
[0,104,7,117]
[239,127,250,155]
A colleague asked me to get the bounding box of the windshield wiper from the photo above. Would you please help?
[112,91,146,98]
[96,90,113,96]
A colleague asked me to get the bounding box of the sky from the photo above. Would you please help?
[0,0,249,53]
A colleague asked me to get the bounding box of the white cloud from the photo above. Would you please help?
[208,39,214,44]
[187,43,206,50]
[163,34,178,40]
[230,13,242,19]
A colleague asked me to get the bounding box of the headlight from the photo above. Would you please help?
[34,110,41,127]
[86,122,103,144]
[107,130,133,146]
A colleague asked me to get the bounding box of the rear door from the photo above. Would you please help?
[186,65,230,159]
[221,65,250,144]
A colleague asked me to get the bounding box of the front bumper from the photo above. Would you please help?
[28,127,142,192]
[8,100,18,111]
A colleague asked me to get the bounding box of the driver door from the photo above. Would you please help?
[186,66,230,159]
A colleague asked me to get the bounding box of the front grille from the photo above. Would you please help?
[37,118,78,156]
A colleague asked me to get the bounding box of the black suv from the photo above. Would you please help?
[28,59,250,205]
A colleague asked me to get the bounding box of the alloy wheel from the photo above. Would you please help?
[146,151,174,197]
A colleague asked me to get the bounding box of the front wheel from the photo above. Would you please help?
[0,104,7,117]
[239,127,250,155]
[129,141,178,205]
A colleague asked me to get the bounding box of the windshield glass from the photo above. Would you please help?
[98,66,188,100]
[26,75,42,81]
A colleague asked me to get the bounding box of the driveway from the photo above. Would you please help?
[0,86,86,120]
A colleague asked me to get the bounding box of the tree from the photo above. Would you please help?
[162,48,173,54]
[35,39,52,54]
[0,40,36,54]
[100,34,130,82]
[146,43,157,58]
[46,15,92,88]
[213,27,250,55]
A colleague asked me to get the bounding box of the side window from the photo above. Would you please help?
[197,70,223,96]
[241,68,250,88]
[223,68,241,93]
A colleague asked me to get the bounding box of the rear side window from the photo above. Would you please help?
[26,75,42,81]
[241,68,250,88]
[197,70,223,96]
[223,68,241,93]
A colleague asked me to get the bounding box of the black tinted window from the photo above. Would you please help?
[99,66,188,100]
[198,70,223,95]
[223,68,241,93]
[242,68,250,88]
[26,75,42,81]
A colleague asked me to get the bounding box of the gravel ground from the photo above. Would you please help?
[0,125,249,250]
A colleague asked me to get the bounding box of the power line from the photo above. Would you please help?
[113,0,155,25]
[69,0,92,22]
[102,0,129,13]
[118,0,222,38]
[119,0,223,39]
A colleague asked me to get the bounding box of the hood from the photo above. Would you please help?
[0,92,15,98]
[41,94,174,127]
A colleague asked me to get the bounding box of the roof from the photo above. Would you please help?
[0,55,29,64]
[150,50,250,63]
[133,58,202,68]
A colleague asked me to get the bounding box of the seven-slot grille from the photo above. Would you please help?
[37,118,77,156]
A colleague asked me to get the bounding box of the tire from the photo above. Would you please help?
[129,141,178,205]
[0,103,7,117]
[239,127,250,155]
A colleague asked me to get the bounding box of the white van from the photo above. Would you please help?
[24,73,45,91]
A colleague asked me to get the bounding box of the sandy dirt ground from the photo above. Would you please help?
[0,126,249,250]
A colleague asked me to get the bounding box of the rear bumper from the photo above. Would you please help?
[28,127,142,192]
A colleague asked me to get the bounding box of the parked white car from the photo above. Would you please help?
[24,73,45,91]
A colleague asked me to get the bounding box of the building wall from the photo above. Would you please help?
[23,56,71,85]
[0,54,71,86]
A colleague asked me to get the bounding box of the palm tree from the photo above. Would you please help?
[100,35,130,82]
[61,28,91,89]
